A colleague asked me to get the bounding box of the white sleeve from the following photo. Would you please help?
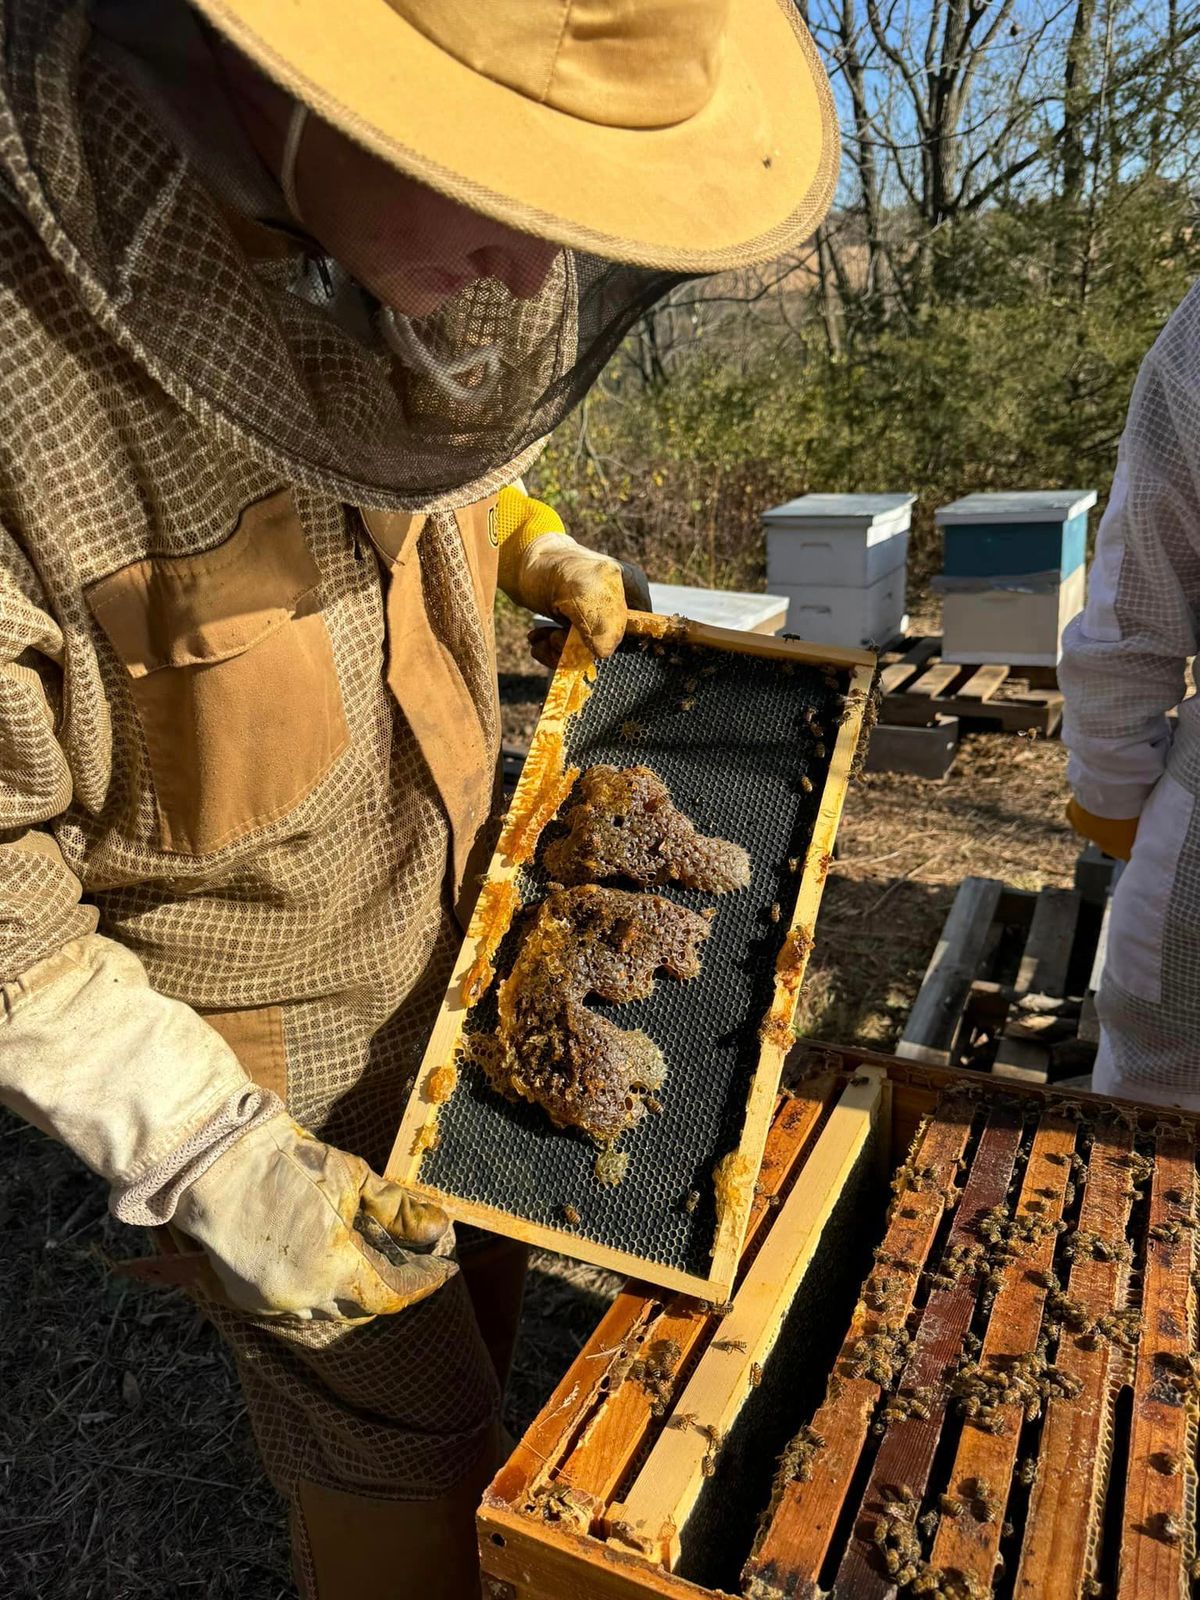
[1059,326,1200,819]
[0,933,278,1220]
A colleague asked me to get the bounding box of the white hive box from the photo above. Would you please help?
[784,566,908,650]
[763,493,915,647]
[935,490,1095,667]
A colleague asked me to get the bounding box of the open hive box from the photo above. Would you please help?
[388,615,875,1301]
[480,1047,1200,1600]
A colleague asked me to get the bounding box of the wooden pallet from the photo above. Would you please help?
[480,1050,1200,1600]
[879,636,1064,736]
[896,868,1108,1085]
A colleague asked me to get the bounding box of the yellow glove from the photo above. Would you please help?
[495,484,651,659]
[1066,797,1139,862]
[172,1113,455,1322]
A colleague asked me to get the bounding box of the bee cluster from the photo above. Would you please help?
[626,1337,683,1418]
[847,1326,913,1388]
[876,1384,935,1432]
[951,1349,1082,1431]
[527,1481,593,1530]
[779,1423,827,1484]
[1147,1348,1200,1409]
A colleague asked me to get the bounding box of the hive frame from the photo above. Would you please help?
[479,1050,1200,1600]
[386,613,876,1302]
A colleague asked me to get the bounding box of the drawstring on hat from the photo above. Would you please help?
[280,100,307,224]
[379,307,501,404]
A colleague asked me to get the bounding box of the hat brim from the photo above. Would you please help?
[190,0,839,272]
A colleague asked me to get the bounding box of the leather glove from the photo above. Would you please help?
[1066,797,1139,862]
[172,1112,454,1321]
[0,934,452,1322]
[495,484,651,660]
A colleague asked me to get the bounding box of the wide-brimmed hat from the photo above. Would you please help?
[189,0,839,272]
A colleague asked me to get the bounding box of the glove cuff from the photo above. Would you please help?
[495,485,569,597]
[111,1086,284,1228]
[1066,797,1139,861]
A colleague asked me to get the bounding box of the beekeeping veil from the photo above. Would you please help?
[0,0,838,511]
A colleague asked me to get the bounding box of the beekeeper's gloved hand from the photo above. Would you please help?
[496,483,651,662]
[171,1114,454,1320]
[1066,796,1139,862]
[0,934,454,1323]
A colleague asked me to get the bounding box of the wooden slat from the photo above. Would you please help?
[1012,888,1081,998]
[897,877,1004,1065]
[547,1087,833,1523]
[1116,1130,1196,1600]
[880,660,923,695]
[478,1505,722,1600]
[742,1097,975,1595]
[1079,889,1116,1047]
[832,1111,1024,1598]
[493,1289,654,1507]
[609,1071,886,1567]
[928,1115,1078,1587]
[958,664,1010,701]
[993,887,1082,1083]
[883,688,1062,734]
[879,638,943,693]
[707,657,877,1300]
[1015,1121,1136,1600]
[906,661,963,701]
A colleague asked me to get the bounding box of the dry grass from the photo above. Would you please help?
[0,1115,619,1598]
[2,621,1079,1594]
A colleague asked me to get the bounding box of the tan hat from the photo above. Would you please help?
[190,0,839,272]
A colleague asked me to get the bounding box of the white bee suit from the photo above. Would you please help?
[1060,282,1200,1108]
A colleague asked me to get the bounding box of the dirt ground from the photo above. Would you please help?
[1,604,1080,1598]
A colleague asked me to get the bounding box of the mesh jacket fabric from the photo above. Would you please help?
[0,0,683,511]
[1061,280,1200,1095]
[206,1275,502,1599]
[0,0,520,1556]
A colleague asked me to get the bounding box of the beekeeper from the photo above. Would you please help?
[0,0,837,1593]
[1061,283,1200,1110]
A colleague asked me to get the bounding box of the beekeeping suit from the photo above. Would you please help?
[1062,281,1200,1110]
[0,0,838,1592]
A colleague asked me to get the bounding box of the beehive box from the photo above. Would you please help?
[763,493,915,649]
[480,1048,1199,1600]
[935,491,1096,668]
[387,615,875,1302]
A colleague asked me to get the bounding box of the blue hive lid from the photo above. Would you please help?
[935,490,1096,526]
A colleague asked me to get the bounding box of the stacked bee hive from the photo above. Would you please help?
[480,1051,1199,1600]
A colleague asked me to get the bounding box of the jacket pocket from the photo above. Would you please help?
[86,489,349,856]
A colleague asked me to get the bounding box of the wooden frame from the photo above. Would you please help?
[387,612,875,1302]
[480,1049,1200,1600]
[608,1068,885,1566]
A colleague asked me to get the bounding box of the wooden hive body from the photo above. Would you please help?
[480,1048,1199,1600]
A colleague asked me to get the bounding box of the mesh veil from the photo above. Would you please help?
[0,0,686,511]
